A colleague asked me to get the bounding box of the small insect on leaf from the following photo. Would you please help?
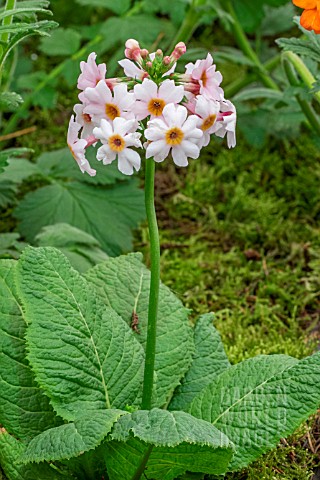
[131,311,140,334]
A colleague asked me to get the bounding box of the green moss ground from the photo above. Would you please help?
[138,133,320,478]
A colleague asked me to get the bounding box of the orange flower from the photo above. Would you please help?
[293,0,320,33]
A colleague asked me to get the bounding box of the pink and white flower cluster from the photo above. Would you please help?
[67,40,237,177]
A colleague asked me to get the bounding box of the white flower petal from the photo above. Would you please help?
[180,140,200,159]
[158,79,184,104]
[118,148,141,175]
[118,59,144,79]
[146,140,168,159]
[134,78,158,102]
[97,144,116,164]
[172,146,188,167]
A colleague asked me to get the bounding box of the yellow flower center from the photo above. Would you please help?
[201,70,208,87]
[108,134,125,152]
[201,114,216,131]
[148,98,165,116]
[165,127,184,146]
[105,103,120,120]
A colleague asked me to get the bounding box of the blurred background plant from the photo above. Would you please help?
[0,0,320,479]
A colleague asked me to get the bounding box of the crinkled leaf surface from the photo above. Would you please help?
[35,223,109,273]
[14,180,145,256]
[86,253,194,407]
[17,247,144,421]
[0,260,61,441]
[190,353,320,470]
[22,410,126,463]
[170,313,230,411]
[0,431,69,480]
[106,409,233,480]
[0,182,16,208]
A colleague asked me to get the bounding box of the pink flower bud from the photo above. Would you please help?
[140,48,149,59]
[125,38,142,61]
[163,56,171,65]
[156,49,163,57]
[146,61,153,69]
[172,42,187,60]
[106,77,121,90]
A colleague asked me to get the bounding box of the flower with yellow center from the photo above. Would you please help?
[194,95,220,148]
[93,118,142,175]
[145,103,203,167]
[185,53,223,100]
[83,81,135,124]
[134,78,184,120]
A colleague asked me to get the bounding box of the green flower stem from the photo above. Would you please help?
[282,55,320,136]
[130,445,154,480]
[282,51,320,106]
[225,0,279,91]
[0,0,16,45]
[169,0,207,50]
[141,158,160,411]
[0,0,16,85]
[225,54,281,98]
[1,34,102,139]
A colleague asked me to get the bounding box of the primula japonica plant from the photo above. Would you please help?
[1,41,320,480]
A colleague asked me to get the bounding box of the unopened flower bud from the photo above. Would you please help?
[172,42,187,60]
[156,49,163,58]
[146,61,153,69]
[163,56,171,66]
[140,48,149,59]
[125,38,142,62]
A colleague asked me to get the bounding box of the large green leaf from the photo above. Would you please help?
[105,409,234,480]
[0,260,61,441]
[17,247,144,421]
[39,28,81,56]
[14,180,145,256]
[22,410,126,463]
[169,314,230,411]
[190,353,320,471]
[35,223,109,273]
[0,430,69,480]
[0,182,16,208]
[0,92,23,112]
[86,253,194,408]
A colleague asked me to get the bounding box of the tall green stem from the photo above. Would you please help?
[282,55,320,136]
[282,51,320,106]
[141,158,160,411]
[0,0,16,86]
[225,0,279,91]
[169,0,206,50]
[0,0,16,45]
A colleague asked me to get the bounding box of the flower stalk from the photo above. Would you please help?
[141,157,160,410]
[225,0,279,92]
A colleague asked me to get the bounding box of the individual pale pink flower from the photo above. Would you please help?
[73,103,95,139]
[77,52,106,91]
[83,81,135,123]
[134,78,184,120]
[93,117,142,175]
[194,95,220,148]
[185,53,224,100]
[145,103,203,167]
[213,100,237,148]
[67,116,96,176]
